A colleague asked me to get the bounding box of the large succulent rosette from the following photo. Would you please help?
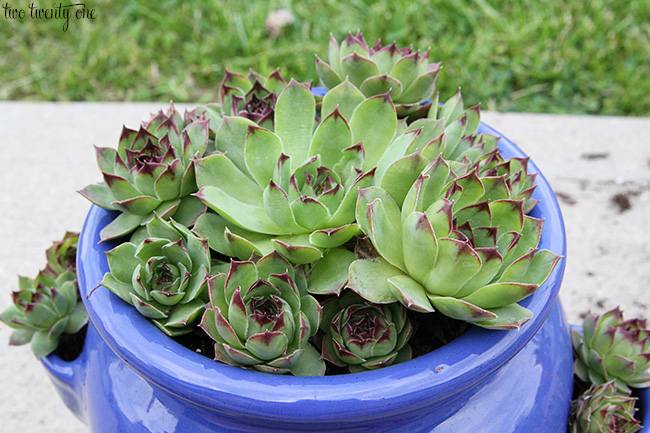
[316,31,440,113]
[0,270,87,358]
[569,381,642,433]
[320,292,412,372]
[572,307,650,393]
[349,156,560,329]
[100,215,211,336]
[200,252,324,376]
[193,80,397,265]
[80,104,211,241]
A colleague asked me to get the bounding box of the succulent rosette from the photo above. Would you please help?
[42,231,79,279]
[0,270,87,358]
[316,31,440,115]
[100,215,211,336]
[320,291,412,372]
[572,307,650,393]
[193,80,397,265]
[348,156,561,329]
[199,251,325,376]
[569,381,642,433]
[80,104,211,241]
[219,68,287,129]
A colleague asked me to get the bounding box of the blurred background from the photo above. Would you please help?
[1,0,649,115]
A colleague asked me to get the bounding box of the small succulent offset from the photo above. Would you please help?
[100,215,211,336]
[316,31,440,110]
[200,252,325,376]
[42,231,79,279]
[218,68,287,130]
[79,104,211,241]
[320,292,412,372]
[569,381,642,433]
[572,307,650,393]
[0,233,87,358]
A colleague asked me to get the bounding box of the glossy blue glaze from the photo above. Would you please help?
[40,122,590,432]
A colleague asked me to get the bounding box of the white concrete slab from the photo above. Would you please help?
[0,103,648,432]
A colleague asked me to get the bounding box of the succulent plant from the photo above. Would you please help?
[569,381,642,433]
[0,270,87,358]
[42,231,79,279]
[218,68,287,130]
[572,307,650,393]
[316,31,440,113]
[320,291,412,372]
[200,251,325,376]
[79,104,211,241]
[348,156,560,329]
[100,215,211,336]
[193,80,395,265]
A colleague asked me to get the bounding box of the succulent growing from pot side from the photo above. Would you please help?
[349,156,560,329]
[569,381,642,433]
[100,215,211,336]
[200,251,325,376]
[320,291,412,372]
[79,104,211,241]
[42,231,79,279]
[0,270,87,358]
[316,31,440,111]
[219,68,287,130]
[193,80,394,265]
[572,307,650,393]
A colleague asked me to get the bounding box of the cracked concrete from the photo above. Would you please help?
[1,103,648,432]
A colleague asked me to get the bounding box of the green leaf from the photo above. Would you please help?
[422,238,481,297]
[309,109,352,168]
[30,330,59,358]
[398,67,440,104]
[78,183,117,210]
[272,239,323,265]
[360,74,403,100]
[309,224,359,249]
[387,274,434,312]
[350,93,397,171]
[315,55,342,89]
[263,181,304,233]
[402,212,438,284]
[389,53,419,91]
[290,198,331,231]
[195,153,263,205]
[380,152,429,207]
[427,296,496,323]
[99,213,145,242]
[288,344,326,376]
[275,80,316,171]
[499,249,561,286]
[348,257,404,304]
[307,248,356,295]
[105,242,138,282]
[340,53,380,88]
[472,304,533,330]
[460,282,538,309]
[366,196,405,271]
[245,126,283,188]
[321,78,366,120]
[196,186,285,234]
[215,116,257,177]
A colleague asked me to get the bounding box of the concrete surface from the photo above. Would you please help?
[0,103,648,432]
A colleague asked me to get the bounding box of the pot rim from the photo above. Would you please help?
[77,122,567,423]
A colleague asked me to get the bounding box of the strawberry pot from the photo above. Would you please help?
[40,122,578,432]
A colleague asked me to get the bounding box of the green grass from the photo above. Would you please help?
[1,0,649,115]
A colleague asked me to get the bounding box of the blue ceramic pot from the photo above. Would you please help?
[41,123,578,432]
